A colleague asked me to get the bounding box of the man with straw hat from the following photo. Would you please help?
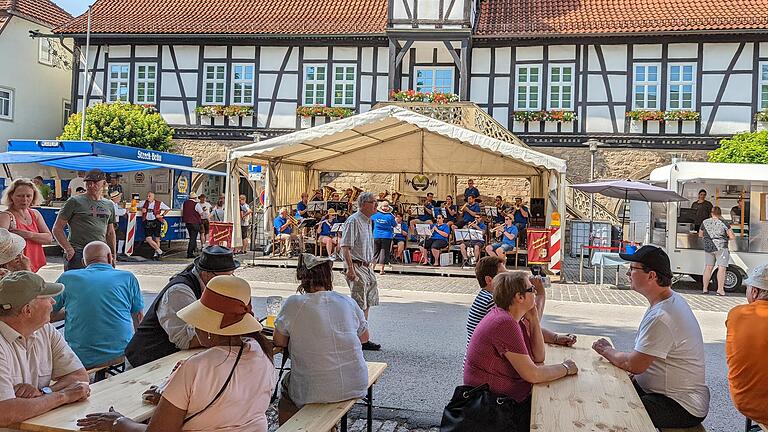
[78,275,275,432]
[0,228,30,276]
[371,201,396,275]
[726,264,768,426]
[109,190,127,256]
[0,271,90,426]
[125,245,240,367]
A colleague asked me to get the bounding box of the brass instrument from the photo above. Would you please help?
[378,190,389,201]
[460,202,469,213]
[350,186,363,203]
[287,215,299,227]
[391,191,402,205]
[322,185,337,201]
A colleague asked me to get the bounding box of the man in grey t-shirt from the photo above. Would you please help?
[591,245,709,429]
[53,169,116,271]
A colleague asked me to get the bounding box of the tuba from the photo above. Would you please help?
[378,190,389,201]
[322,185,337,201]
[391,191,402,205]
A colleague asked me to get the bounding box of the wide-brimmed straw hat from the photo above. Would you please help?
[189,192,198,199]
[300,253,333,269]
[177,275,262,336]
[0,229,25,266]
[327,208,337,216]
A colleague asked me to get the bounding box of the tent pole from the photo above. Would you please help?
[79,6,92,140]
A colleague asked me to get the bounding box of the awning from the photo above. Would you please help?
[0,151,88,164]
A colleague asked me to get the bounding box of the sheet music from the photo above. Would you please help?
[331,223,343,233]
[484,206,499,217]
[393,225,403,235]
[412,205,425,216]
[469,229,485,241]
[455,228,470,241]
[308,200,326,211]
[415,223,432,236]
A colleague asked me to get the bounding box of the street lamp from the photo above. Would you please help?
[585,139,601,261]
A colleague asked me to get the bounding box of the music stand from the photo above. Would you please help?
[411,205,426,216]
[308,201,326,212]
[331,223,344,234]
[455,229,471,242]
[327,201,349,213]
[393,225,404,235]
[415,223,432,237]
[484,206,499,217]
[297,218,317,229]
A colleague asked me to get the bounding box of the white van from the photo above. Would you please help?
[646,161,768,292]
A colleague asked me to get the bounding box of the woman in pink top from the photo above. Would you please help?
[78,275,276,432]
[463,272,579,431]
[0,178,52,272]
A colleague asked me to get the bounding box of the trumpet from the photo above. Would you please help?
[460,202,469,213]
[491,224,505,235]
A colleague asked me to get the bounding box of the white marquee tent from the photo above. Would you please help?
[225,105,567,259]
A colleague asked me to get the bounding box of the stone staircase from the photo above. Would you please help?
[375,101,620,225]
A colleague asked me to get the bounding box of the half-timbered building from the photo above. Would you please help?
[53,0,768,187]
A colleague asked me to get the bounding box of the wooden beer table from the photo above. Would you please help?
[17,349,202,432]
[531,334,656,431]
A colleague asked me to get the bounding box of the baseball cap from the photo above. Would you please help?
[619,245,673,278]
[0,271,64,311]
[84,169,106,182]
[744,264,768,291]
[0,229,25,266]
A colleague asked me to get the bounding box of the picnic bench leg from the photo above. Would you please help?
[341,414,348,432]
[366,385,374,432]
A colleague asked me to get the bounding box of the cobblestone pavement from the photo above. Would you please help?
[46,253,745,313]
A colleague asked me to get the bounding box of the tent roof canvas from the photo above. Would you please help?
[230,106,566,175]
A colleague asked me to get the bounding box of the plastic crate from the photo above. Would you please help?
[569,220,612,257]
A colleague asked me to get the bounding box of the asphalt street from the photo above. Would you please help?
[38,260,744,431]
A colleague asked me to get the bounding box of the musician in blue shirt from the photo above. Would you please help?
[513,196,530,247]
[418,214,450,265]
[487,216,519,258]
[316,208,339,258]
[409,192,436,236]
[493,195,508,225]
[371,202,398,274]
[459,215,487,267]
[295,192,309,219]
[442,195,459,225]
[463,179,480,202]
[459,195,482,227]
[393,213,409,263]
[273,208,297,256]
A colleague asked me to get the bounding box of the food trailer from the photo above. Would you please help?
[0,139,225,245]
[646,161,768,291]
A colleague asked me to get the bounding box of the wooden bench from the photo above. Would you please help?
[85,356,126,382]
[276,362,388,432]
[660,425,707,432]
[531,334,656,431]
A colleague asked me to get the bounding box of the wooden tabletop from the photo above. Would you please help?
[531,334,656,432]
[18,349,202,432]
[759,423,767,432]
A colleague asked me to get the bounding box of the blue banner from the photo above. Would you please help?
[173,170,192,209]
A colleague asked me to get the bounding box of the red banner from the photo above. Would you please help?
[209,222,233,248]
[527,228,551,265]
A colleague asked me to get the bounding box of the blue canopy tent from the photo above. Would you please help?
[1,139,225,243]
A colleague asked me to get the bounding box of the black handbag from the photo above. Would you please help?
[439,384,523,432]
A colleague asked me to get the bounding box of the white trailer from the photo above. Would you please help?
[647,161,768,292]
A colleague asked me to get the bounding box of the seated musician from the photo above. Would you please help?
[486,216,519,258]
[492,195,509,226]
[459,215,487,267]
[393,213,409,263]
[409,192,436,235]
[309,189,323,202]
[513,197,529,247]
[329,192,347,223]
[442,195,459,226]
[456,194,481,229]
[316,209,339,258]
[418,214,450,266]
[295,192,309,220]
[273,208,298,256]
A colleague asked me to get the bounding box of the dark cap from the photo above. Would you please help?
[194,246,240,273]
[84,169,106,182]
[619,245,673,278]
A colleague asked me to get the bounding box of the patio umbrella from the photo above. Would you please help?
[569,179,686,203]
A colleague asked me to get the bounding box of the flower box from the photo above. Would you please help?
[296,106,354,118]
[195,105,253,118]
[389,90,460,104]
[512,110,576,123]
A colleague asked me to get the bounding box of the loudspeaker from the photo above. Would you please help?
[529,198,545,227]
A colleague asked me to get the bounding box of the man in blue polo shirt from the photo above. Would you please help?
[295,192,309,219]
[460,194,481,228]
[464,179,480,202]
[274,208,297,256]
[513,196,529,247]
[53,241,144,369]
[486,216,519,258]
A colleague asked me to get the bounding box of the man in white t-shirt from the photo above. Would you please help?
[591,245,709,429]
[67,171,86,197]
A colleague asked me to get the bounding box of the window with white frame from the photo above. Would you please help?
[548,64,574,110]
[39,38,54,65]
[63,100,71,126]
[760,62,768,109]
[0,87,13,120]
[633,63,660,110]
[203,63,226,105]
[516,65,542,110]
[332,64,356,107]
[231,64,254,105]
[303,64,326,105]
[135,63,157,104]
[414,67,454,94]
[668,63,695,110]
[108,63,130,102]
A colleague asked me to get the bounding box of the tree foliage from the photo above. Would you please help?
[708,131,768,164]
[59,102,175,152]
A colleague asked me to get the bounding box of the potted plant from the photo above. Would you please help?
[296,106,354,126]
[389,90,460,104]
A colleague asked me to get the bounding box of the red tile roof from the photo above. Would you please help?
[476,0,768,37]
[55,0,388,35]
[2,0,72,29]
